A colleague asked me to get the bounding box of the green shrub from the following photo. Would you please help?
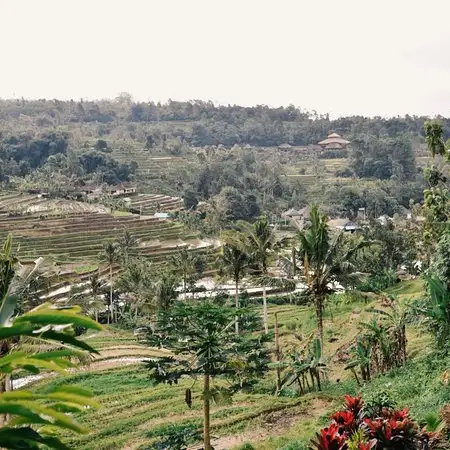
[280,441,309,450]
[359,269,397,293]
[144,423,201,450]
[238,444,255,450]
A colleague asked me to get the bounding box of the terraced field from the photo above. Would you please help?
[128,193,184,215]
[111,145,186,177]
[0,193,217,301]
[31,305,341,450]
[0,212,187,261]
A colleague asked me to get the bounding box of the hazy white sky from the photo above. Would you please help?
[1,0,449,117]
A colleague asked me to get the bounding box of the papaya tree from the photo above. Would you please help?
[142,301,270,450]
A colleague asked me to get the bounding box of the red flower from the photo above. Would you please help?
[331,410,357,432]
[311,423,347,450]
[344,394,364,415]
[390,408,409,421]
[357,442,374,450]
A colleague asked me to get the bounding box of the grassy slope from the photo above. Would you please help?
[31,279,449,450]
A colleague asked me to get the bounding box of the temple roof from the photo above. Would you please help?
[318,133,351,146]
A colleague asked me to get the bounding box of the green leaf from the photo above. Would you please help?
[15,309,102,331]
[3,400,88,433]
[0,294,19,327]
[0,427,70,450]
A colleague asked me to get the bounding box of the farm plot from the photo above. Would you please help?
[128,193,184,214]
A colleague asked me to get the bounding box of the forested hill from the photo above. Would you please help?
[1,96,449,147]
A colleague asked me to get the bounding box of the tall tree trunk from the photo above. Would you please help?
[303,372,311,391]
[95,310,98,322]
[291,247,296,278]
[315,295,324,347]
[203,374,211,450]
[401,325,407,364]
[234,278,239,335]
[297,376,304,395]
[109,264,113,324]
[315,370,322,391]
[183,276,187,300]
[263,286,268,334]
[310,369,316,390]
[351,368,361,385]
[274,312,281,394]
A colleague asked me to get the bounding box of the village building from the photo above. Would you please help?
[318,132,351,150]
[107,183,137,197]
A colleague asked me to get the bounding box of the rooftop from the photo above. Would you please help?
[318,132,351,146]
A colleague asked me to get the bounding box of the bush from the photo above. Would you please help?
[358,270,397,293]
[280,441,309,450]
[238,444,256,450]
[311,394,445,450]
[144,423,201,450]
[335,168,354,178]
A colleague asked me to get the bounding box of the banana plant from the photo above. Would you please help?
[345,339,372,384]
[0,235,102,449]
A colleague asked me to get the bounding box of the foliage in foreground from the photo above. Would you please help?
[0,235,102,449]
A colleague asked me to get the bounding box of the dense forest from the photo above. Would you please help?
[0,96,443,228]
[1,96,450,146]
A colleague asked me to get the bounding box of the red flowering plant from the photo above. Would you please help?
[311,423,348,450]
[344,394,364,417]
[363,415,419,450]
[312,395,441,450]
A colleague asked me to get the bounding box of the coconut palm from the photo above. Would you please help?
[68,276,106,321]
[169,247,204,299]
[99,240,120,323]
[217,241,249,334]
[116,230,139,262]
[297,205,372,346]
[231,217,281,334]
[116,258,155,318]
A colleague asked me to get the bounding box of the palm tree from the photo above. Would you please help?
[234,217,280,334]
[116,258,155,318]
[99,240,120,323]
[217,241,249,334]
[116,230,139,262]
[297,205,372,346]
[68,276,106,321]
[169,247,204,299]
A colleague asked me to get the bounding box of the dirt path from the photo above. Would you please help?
[208,398,331,450]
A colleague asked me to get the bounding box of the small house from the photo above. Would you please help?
[107,183,137,197]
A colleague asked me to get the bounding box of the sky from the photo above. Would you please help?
[1,0,450,118]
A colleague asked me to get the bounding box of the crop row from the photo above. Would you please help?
[42,365,308,450]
